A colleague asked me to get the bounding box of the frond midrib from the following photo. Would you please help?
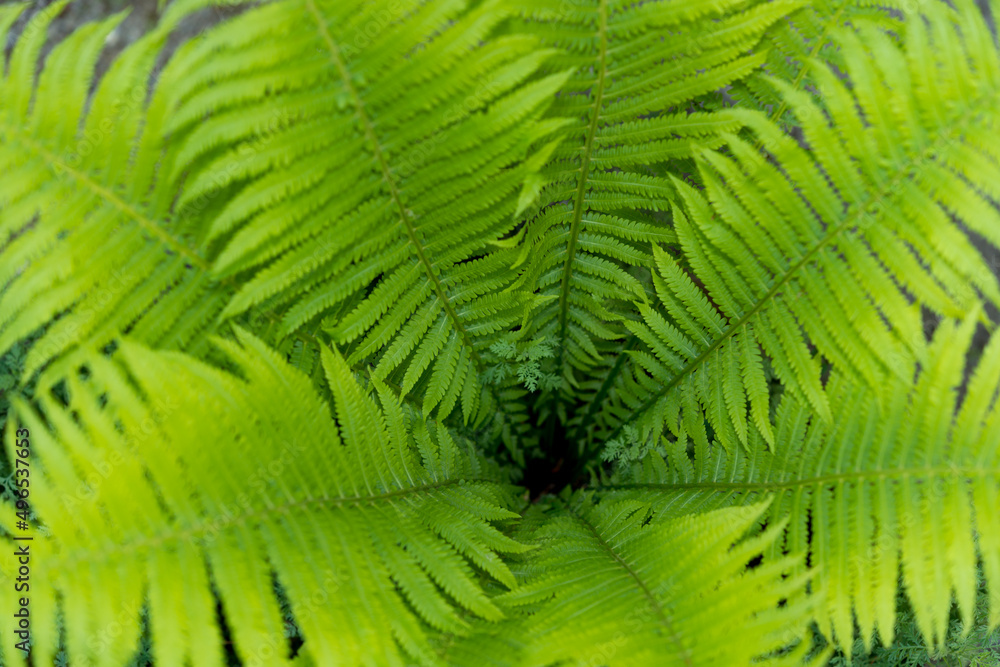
[554,0,609,372]
[0,121,210,270]
[600,465,1000,493]
[51,476,497,569]
[603,86,999,444]
[256,295,528,444]
[304,0,486,372]
[561,497,694,667]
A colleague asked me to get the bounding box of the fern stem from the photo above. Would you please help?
[553,0,609,374]
[52,477,498,568]
[1,128,211,270]
[304,0,485,372]
[598,466,999,492]
[560,497,694,667]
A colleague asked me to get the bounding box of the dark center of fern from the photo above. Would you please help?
[522,415,580,501]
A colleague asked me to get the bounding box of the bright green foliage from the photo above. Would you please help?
[731,0,901,117]
[1,0,999,665]
[582,1,1000,452]
[1,330,527,667]
[606,316,1000,653]
[829,573,1000,665]
[165,0,571,433]
[509,0,804,395]
[0,0,237,384]
[468,498,827,666]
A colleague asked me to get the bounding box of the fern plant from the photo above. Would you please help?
[1,0,1000,665]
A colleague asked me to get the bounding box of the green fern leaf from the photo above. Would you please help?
[0,331,528,666]
[583,1,1000,454]
[448,494,829,666]
[0,3,242,386]
[508,0,804,396]
[603,313,1000,653]
[160,0,571,429]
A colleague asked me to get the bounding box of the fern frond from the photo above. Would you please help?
[159,0,570,428]
[603,314,1000,653]
[0,331,528,666]
[507,0,802,390]
[448,495,827,666]
[584,1,1000,452]
[730,0,902,121]
[0,3,242,385]
[2,1,998,664]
